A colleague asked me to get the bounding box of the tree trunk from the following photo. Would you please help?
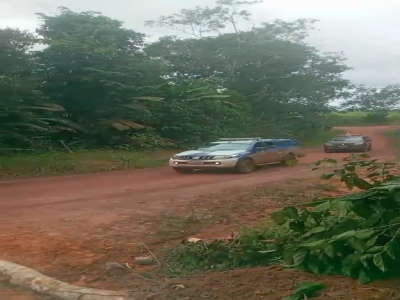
[0,260,133,300]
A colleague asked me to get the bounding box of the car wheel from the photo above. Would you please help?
[235,158,255,173]
[324,148,331,153]
[282,153,298,166]
[173,167,194,174]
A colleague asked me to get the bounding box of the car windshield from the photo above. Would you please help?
[331,136,363,142]
[197,142,251,151]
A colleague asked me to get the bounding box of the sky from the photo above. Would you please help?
[0,0,399,87]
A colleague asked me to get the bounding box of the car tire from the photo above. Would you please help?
[235,158,255,173]
[173,167,194,174]
[281,153,298,166]
[324,148,331,153]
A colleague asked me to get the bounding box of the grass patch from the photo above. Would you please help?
[165,222,285,275]
[153,211,223,242]
[0,149,175,179]
[301,129,345,147]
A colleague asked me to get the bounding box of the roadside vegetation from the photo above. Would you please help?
[300,129,345,147]
[1,0,399,180]
[0,150,174,179]
[160,154,400,299]
[0,130,344,179]
[329,111,400,126]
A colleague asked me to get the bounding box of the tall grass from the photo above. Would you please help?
[0,150,174,179]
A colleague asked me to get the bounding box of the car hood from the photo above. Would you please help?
[328,141,361,145]
[176,150,246,156]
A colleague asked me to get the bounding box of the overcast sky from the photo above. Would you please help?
[1,0,399,87]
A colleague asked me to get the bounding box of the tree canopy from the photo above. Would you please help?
[340,84,400,112]
[0,1,395,151]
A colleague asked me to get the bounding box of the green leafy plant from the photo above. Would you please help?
[271,183,400,283]
[271,154,400,283]
[313,153,399,190]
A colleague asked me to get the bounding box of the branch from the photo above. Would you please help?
[0,260,134,300]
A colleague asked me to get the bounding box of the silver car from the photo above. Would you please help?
[169,137,303,174]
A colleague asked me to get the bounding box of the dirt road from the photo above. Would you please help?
[0,126,397,299]
[0,126,395,219]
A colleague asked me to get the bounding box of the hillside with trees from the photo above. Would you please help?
[1,0,399,153]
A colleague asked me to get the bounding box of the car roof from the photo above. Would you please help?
[214,138,297,144]
[332,135,363,139]
[339,134,363,136]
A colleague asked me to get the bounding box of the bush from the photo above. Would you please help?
[363,112,389,124]
[166,154,400,284]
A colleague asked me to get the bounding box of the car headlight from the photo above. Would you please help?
[354,142,364,145]
[325,143,333,146]
[171,155,181,159]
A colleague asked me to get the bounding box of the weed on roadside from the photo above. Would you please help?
[153,211,231,243]
[163,223,285,275]
[0,150,171,179]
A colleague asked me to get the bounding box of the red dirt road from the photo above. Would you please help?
[0,126,395,227]
[0,126,397,299]
[0,127,392,203]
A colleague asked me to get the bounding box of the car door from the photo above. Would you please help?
[265,141,282,163]
[251,142,270,165]
[285,139,302,157]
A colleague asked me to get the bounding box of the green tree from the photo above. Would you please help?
[0,3,356,152]
[138,79,250,145]
[0,28,64,150]
[36,8,165,147]
[145,0,351,137]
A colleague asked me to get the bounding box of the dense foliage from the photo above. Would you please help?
[167,154,400,284]
[1,0,396,152]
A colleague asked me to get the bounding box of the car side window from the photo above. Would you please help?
[265,142,275,148]
[253,142,266,150]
